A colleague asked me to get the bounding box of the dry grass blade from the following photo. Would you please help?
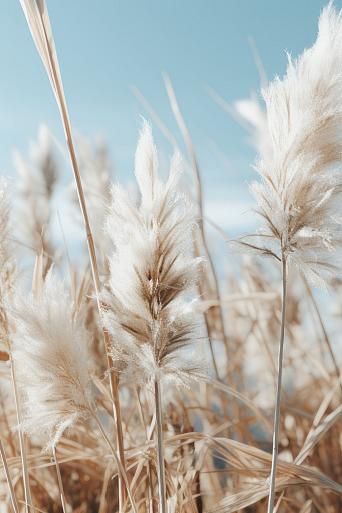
[52,447,68,513]
[303,277,342,395]
[2,3,341,513]
[208,435,342,513]
[18,0,128,506]
[295,404,342,465]
[9,356,32,513]
[202,376,273,433]
[0,439,19,513]
[163,73,231,378]
[299,500,313,513]
[131,86,180,151]
[18,0,100,295]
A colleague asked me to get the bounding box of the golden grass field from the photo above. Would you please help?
[0,2,341,513]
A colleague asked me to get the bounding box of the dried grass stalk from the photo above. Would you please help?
[104,121,205,512]
[18,0,128,505]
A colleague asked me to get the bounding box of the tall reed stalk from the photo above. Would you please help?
[164,75,230,376]
[6,3,342,513]
[52,446,68,513]
[9,355,32,513]
[267,255,287,513]
[0,440,19,513]
[236,6,342,506]
[91,410,137,513]
[19,0,127,506]
[154,380,167,513]
[103,121,204,513]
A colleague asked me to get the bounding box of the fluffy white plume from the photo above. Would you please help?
[13,124,58,260]
[242,4,342,286]
[10,271,93,450]
[70,136,112,260]
[234,96,270,159]
[0,180,12,281]
[103,121,204,387]
[0,180,15,353]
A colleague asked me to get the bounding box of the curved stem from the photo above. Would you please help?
[135,388,156,513]
[10,357,32,513]
[52,446,68,513]
[303,278,342,397]
[25,6,127,506]
[154,379,167,513]
[0,439,19,513]
[267,255,287,513]
[91,411,137,513]
[164,76,230,368]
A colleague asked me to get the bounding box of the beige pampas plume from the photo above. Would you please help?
[234,96,269,158]
[10,271,93,450]
[13,124,58,269]
[241,3,342,287]
[76,137,112,213]
[103,121,204,388]
[0,180,14,298]
[0,180,16,356]
[11,268,137,511]
[0,182,16,497]
[0,180,11,271]
[103,121,205,513]
[0,181,33,513]
[237,4,342,512]
[71,136,112,261]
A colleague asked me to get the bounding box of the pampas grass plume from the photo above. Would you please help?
[103,121,204,388]
[10,271,93,450]
[244,3,342,286]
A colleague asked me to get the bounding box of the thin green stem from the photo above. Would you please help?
[267,255,287,513]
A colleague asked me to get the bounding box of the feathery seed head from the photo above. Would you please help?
[13,125,58,264]
[0,180,15,354]
[0,180,12,277]
[71,136,112,259]
[103,121,204,387]
[241,4,342,286]
[10,271,93,450]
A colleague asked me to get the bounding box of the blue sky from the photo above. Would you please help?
[0,0,339,233]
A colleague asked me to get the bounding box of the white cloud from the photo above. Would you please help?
[205,196,257,233]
